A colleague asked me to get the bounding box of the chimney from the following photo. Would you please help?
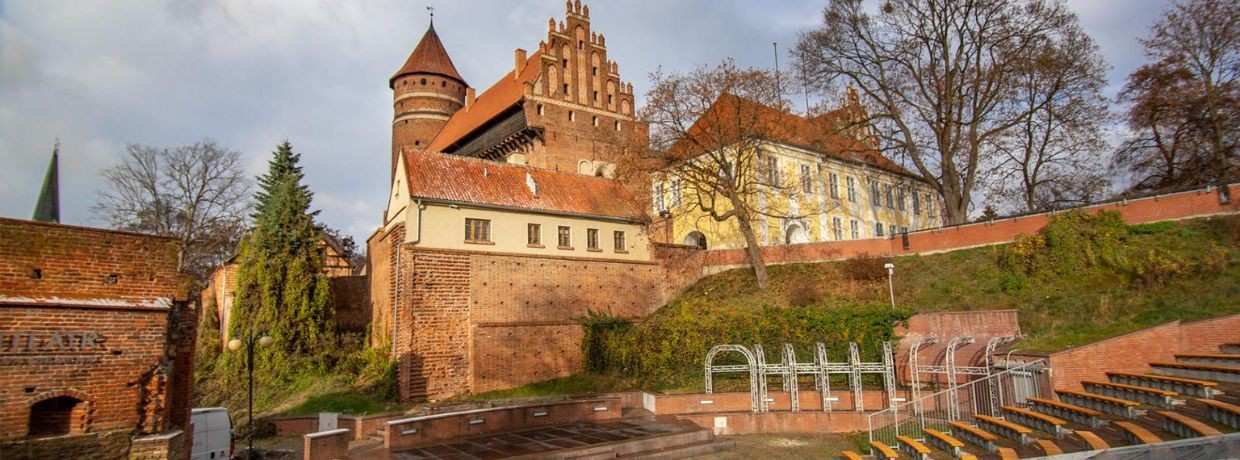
[514,48,527,79]
[465,87,476,110]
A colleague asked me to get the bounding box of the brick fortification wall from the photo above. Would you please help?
[1016,314,1240,391]
[388,244,681,401]
[367,225,399,350]
[0,218,195,459]
[702,184,1240,270]
[330,275,370,334]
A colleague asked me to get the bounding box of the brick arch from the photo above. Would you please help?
[26,389,95,437]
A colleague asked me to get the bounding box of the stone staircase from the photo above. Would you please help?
[845,342,1240,459]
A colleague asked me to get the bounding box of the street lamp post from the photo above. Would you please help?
[884,263,896,309]
[228,332,273,457]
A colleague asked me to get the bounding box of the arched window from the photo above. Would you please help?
[684,231,707,249]
[28,396,84,437]
[420,78,427,85]
[785,223,809,245]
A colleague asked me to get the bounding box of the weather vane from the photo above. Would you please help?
[426,5,434,23]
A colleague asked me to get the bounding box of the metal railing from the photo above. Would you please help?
[867,359,1049,450]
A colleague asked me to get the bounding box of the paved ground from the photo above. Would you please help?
[694,433,855,459]
[387,419,694,459]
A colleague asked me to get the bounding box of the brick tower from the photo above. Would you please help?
[390,21,467,178]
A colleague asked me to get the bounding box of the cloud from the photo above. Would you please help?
[0,0,1173,245]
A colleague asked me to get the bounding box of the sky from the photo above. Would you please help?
[0,0,1174,243]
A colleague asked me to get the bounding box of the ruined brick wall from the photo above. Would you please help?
[0,218,183,302]
[400,249,471,401]
[0,429,132,460]
[329,275,370,334]
[367,225,399,349]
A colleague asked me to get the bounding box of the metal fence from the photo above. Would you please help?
[867,359,1050,450]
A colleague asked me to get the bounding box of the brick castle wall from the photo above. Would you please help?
[402,250,472,401]
[367,225,399,349]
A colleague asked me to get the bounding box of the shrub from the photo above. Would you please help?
[842,254,891,281]
[580,311,633,374]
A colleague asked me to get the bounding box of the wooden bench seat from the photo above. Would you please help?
[1150,362,1240,384]
[1176,353,1240,367]
[1033,439,1063,456]
[838,451,864,460]
[1106,371,1220,398]
[897,435,933,460]
[958,453,978,460]
[923,428,965,458]
[1075,430,1109,450]
[996,447,1018,460]
[870,440,899,460]
[1113,421,1162,445]
[1082,380,1181,408]
[1197,398,1240,429]
[975,415,1033,444]
[1157,410,1222,438]
[949,421,999,452]
[1001,405,1071,437]
[1056,389,1144,419]
[1027,397,1106,428]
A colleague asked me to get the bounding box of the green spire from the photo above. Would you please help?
[32,142,60,223]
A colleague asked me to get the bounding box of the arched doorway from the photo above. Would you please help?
[683,231,707,249]
[785,223,809,244]
[28,396,84,437]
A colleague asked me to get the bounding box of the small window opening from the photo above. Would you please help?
[563,83,569,94]
[30,268,42,279]
[592,116,599,127]
[28,396,83,437]
[569,111,576,122]
[104,274,119,285]
[420,78,427,85]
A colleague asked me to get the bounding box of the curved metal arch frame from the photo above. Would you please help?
[704,344,760,413]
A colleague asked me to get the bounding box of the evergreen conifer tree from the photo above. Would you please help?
[230,141,334,362]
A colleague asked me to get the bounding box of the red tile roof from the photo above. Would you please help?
[402,152,645,221]
[391,24,465,88]
[670,93,920,179]
[426,51,544,153]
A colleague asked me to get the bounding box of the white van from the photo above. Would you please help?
[190,407,233,460]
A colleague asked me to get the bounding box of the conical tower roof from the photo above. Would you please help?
[33,143,60,223]
[390,23,465,88]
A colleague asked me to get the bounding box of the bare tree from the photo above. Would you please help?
[95,141,251,283]
[628,60,837,289]
[1114,0,1239,193]
[984,24,1112,212]
[796,0,1088,223]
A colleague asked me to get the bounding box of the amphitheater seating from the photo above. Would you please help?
[1032,439,1063,456]
[958,453,978,460]
[1113,421,1163,445]
[1026,397,1106,428]
[1105,371,1220,398]
[975,415,1033,444]
[1001,405,1071,437]
[1056,389,1143,419]
[949,421,999,452]
[1157,410,1222,438]
[1197,398,1240,429]
[1150,362,1240,384]
[869,440,899,460]
[1176,353,1240,367]
[897,435,933,460]
[1221,343,1240,354]
[1081,380,1180,408]
[923,428,965,458]
[996,447,1019,460]
[1074,430,1109,450]
[838,451,864,460]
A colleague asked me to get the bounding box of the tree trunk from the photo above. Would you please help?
[734,212,769,290]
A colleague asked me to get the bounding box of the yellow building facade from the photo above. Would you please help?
[654,99,943,250]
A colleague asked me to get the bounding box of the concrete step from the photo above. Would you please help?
[619,439,735,459]
[1220,343,1240,354]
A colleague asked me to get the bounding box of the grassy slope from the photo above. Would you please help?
[679,215,1240,352]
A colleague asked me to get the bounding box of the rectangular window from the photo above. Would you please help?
[900,226,909,234]
[832,217,843,240]
[587,228,600,251]
[767,156,779,184]
[465,218,491,243]
[654,183,665,212]
[885,185,894,208]
[829,173,839,199]
[672,180,681,206]
[850,220,859,240]
[558,226,571,248]
[897,189,906,211]
[847,177,856,202]
[800,164,812,193]
[925,193,934,216]
[913,192,921,214]
[870,180,881,207]
[889,224,897,236]
[527,223,541,246]
[614,231,626,252]
[875,222,885,237]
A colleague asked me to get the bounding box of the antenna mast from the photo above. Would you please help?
[772,42,782,103]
